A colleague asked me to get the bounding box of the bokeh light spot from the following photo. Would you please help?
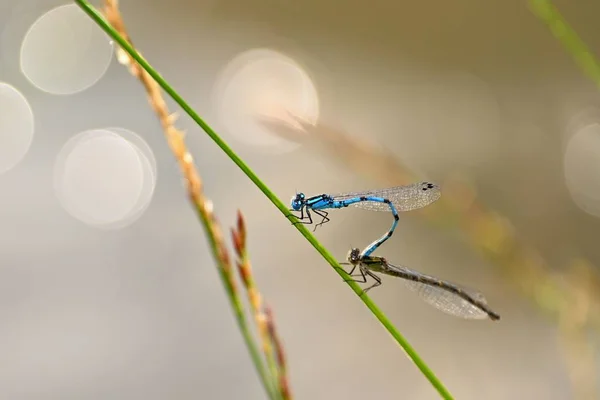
[213,48,319,153]
[0,82,34,174]
[20,4,113,95]
[564,122,600,218]
[54,128,157,229]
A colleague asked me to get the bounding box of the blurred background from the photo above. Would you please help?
[1,0,599,399]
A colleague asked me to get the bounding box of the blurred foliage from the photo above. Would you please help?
[260,111,600,398]
[529,1,600,397]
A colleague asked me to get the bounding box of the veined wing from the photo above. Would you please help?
[331,182,441,212]
[382,262,499,320]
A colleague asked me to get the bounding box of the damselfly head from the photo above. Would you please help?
[290,192,306,210]
[415,181,442,205]
[346,247,361,264]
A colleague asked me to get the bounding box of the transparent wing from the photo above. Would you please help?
[331,182,441,212]
[385,263,496,320]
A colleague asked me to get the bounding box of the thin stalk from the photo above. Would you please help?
[207,220,279,400]
[86,1,276,398]
[263,305,292,400]
[232,213,284,398]
[74,1,454,398]
[529,0,600,88]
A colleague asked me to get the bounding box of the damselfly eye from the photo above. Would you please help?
[421,182,433,191]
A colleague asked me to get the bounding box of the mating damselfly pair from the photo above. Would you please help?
[289,182,500,321]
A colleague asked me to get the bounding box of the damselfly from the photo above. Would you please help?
[290,182,441,256]
[341,248,500,321]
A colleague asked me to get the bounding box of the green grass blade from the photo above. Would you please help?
[74,1,454,398]
[529,0,600,87]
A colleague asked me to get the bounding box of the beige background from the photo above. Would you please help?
[1,0,599,399]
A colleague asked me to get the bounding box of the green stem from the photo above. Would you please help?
[74,1,454,398]
[529,0,600,88]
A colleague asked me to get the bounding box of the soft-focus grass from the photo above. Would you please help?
[529,0,600,88]
[529,2,600,397]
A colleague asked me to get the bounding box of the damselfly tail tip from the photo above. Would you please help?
[489,311,501,321]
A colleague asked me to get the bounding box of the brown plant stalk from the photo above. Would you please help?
[232,212,293,400]
[100,1,290,398]
[101,0,236,286]
[265,305,291,400]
